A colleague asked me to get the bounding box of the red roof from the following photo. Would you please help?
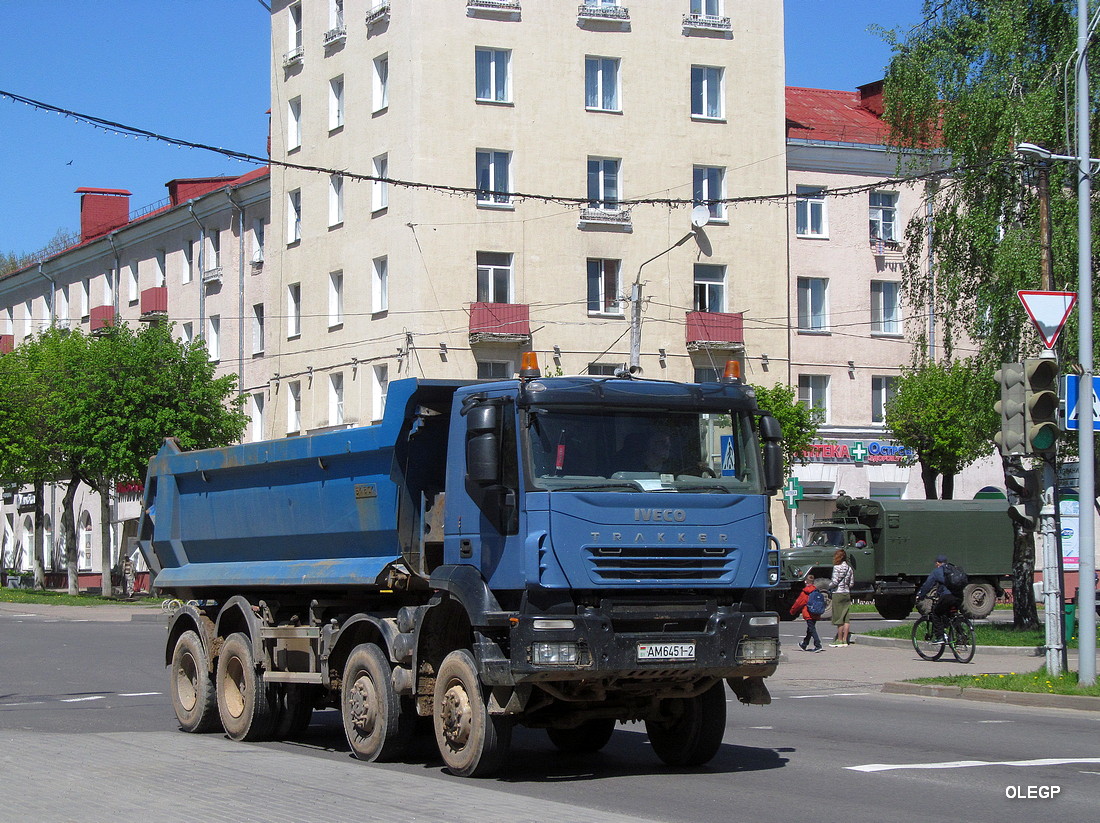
[786,84,890,146]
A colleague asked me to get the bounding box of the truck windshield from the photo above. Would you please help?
[808,528,845,547]
[525,407,762,493]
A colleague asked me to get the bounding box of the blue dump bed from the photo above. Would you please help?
[140,378,465,593]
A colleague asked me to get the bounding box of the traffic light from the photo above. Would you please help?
[1005,465,1039,530]
[1023,357,1059,455]
[994,362,1027,456]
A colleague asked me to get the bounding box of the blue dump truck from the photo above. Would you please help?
[138,356,783,777]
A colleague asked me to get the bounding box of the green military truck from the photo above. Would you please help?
[772,496,1014,620]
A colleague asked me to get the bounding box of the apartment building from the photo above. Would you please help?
[0,171,270,583]
[785,82,1000,536]
[264,0,790,436]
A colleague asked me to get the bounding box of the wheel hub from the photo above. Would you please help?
[440,683,473,749]
[176,651,199,712]
[348,674,379,737]
[224,656,246,718]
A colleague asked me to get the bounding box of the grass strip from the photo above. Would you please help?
[908,667,1100,698]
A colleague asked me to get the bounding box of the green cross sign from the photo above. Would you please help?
[783,477,803,509]
[850,441,868,462]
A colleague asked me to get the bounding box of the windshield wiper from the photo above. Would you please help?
[547,481,644,492]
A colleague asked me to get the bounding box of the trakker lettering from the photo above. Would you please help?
[635,509,687,522]
[589,532,729,543]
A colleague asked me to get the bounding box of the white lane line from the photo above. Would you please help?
[747,726,774,730]
[1,702,45,707]
[60,696,106,703]
[118,692,161,697]
[975,720,1014,724]
[787,692,868,699]
[848,757,1100,773]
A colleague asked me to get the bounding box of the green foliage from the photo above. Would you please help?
[751,383,823,479]
[908,667,1100,697]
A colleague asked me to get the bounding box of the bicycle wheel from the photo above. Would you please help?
[949,616,975,663]
[912,616,945,661]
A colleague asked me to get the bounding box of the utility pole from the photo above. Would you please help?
[628,229,700,371]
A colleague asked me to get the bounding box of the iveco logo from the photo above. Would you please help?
[634,508,687,522]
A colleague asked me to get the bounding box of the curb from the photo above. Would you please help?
[853,633,1043,656]
[881,680,1100,712]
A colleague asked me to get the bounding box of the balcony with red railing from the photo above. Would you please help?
[685,311,744,350]
[0,334,13,354]
[89,305,119,333]
[469,302,531,343]
[140,286,168,318]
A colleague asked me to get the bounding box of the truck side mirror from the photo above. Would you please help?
[758,414,783,493]
[466,404,500,485]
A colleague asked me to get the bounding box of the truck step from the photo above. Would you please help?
[260,626,321,639]
[262,671,325,684]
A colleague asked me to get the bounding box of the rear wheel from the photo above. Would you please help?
[949,617,976,663]
[911,616,945,661]
[274,685,316,739]
[216,632,276,741]
[645,681,726,767]
[874,595,914,621]
[546,718,616,754]
[962,583,997,619]
[434,649,511,777]
[342,643,414,762]
[169,630,220,733]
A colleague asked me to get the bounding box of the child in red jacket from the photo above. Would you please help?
[790,575,824,652]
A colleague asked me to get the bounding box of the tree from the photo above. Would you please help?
[879,0,1089,627]
[884,358,998,499]
[751,383,823,479]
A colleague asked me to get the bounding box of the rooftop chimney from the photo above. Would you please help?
[857,80,885,117]
[76,188,131,241]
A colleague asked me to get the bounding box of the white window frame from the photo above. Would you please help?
[372,364,389,422]
[476,252,513,303]
[329,372,345,426]
[372,154,389,212]
[871,280,902,335]
[287,189,302,244]
[694,264,726,313]
[587,258,622,316]
[476,149,512,207]
[181,322,193,346]
[693,166,726,222]
[154,249,166,287]
[250,392,265,442]
[373,54,389,112]
[251,219,265,264]
[56,288,69,325]
[80,278,90,317]
[288,2,303,52]
[797,276,829,332]
[372,256,389,313]
[796,185,828,238]
[587,156,621,211]
[208,228,221,270]
[287,283,302,338]
[288,96,302,151]
[287,380,302,435]
[329,174,344,227]
[691,0,722,14]
[475,48,511,103]
[798,374,829,421]
[329,75,345,130]
[78,513,93,572]
[869,191,898,241]
[127,261,139,304]
[585,56,620,112]
[690,65,724,120]
[872,375,899,424]
[183,240,194,284]
[328,271,343,328]
[206,315,220,362]
[252,303,265,355]
[329,0,344,30]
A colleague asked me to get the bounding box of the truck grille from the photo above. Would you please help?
[586,545,732,582]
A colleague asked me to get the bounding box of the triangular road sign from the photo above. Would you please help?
[1018,290,1077,349]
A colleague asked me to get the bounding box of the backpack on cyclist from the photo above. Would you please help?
[942,562,968,595]
[806,588,827,617]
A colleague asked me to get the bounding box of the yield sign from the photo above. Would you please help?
[1018,290,1077,349]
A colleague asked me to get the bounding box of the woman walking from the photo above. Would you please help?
[830,548,854,646]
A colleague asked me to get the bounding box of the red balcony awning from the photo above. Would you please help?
[89,305,118,332]
[685,311,744,349]
[469,302,531,341]
[0,334,13,354]
[140,286,168,316]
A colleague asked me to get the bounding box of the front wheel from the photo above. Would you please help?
[949,617,976,663]
[169,630,220,733]
[645,682,727,767]
[911,616,945,661]
[434,649,511,777]
[546,718,616,754]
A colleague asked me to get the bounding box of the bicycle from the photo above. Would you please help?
[911,600,975,663]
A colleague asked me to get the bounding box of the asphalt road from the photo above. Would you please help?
[0,606,1097,823]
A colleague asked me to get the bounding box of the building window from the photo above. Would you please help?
[287,189,302,244]
[79,279,90,317]
[587,157,620,210]
[796,185,828,238]
[373,54,389,111]
[287,283,301,338]
[694,366,719,383]
[477,252,512,303]
[869,191,898,241]
[154,249,166,287]
[288,96,302,151]
[251,219,265,265]
[206,315,220,362]
[797,276,828,331]
[329,271,343,327]
[694,264,726,313]
[329,372,345,425]
[372,256,388,313]
[252,304,265,355]
[79,513,93,571]
[250,392,265,442]
[588,362,623,376]
[372,154,388,211]
[288,2,303,52]
[585,56,620,112]
[477,360,512,380]
[372,364,389,421]
[587,258,622,316]
[127,262,139,304]
[798,374,828,420]
[871,280,902,334]
[181,322,193,346]
[872,375,898,423]
[475,48,510,103]
[329,0,344,30]
[690,65,723,119]
[476,150,512,206]
[691,0,722,13]
[329,174,344,226]
[56,289,69,324]
[209,229,221,270]
[329,75,344,130]
[183,240,195,284]
[287,381,302,434]
[693,166,725,221]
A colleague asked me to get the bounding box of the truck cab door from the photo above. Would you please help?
[849,531,872,580]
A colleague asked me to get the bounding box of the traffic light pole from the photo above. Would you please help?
[1040,456,1065,676]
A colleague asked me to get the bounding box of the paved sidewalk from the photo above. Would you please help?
[0,599,165,623]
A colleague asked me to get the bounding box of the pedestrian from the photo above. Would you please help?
[122,555,135,598]
[789,574,824,651]
[830,548,854,646]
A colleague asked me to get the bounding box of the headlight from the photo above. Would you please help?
[737,638,778,663]
[531,642,578,664]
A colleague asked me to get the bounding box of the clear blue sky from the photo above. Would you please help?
[1,0,927,257]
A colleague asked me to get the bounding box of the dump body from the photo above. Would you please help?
[140,372,784,776]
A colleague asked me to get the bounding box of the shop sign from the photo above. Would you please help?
[15,492,36,512]
[798,439,915,465]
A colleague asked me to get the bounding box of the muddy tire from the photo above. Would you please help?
[546,718,616,754]
[274,684,316,739]
[645,681,727,767]
[433,649,511,777]
[169,630,220,733]
[962,582,997,619]
[874,595,914,621]
[216,632,276,742]
[342,643,413,762]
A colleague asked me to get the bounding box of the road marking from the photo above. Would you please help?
[848,757,1100,773]
[975,720,1014,724]
[747,726,774,730]
[60,696,106,703]
[119,692,160,697]
[1,702,45,707]
[788,692,868,699]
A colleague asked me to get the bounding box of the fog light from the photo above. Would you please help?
[531,642,578,664]
[737,638,778,663]
[532,618,575,630]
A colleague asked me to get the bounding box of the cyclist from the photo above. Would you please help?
[915,554,959,637]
